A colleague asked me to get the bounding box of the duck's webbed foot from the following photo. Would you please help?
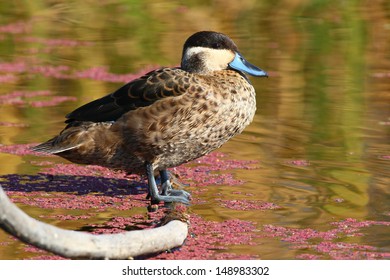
[145,162,191,205]
[160,170,191,198]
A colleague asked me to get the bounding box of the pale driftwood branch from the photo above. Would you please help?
[0,184,188,259]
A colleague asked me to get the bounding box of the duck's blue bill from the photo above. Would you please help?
[229,52,268,77]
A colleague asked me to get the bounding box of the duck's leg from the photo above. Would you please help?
[160,169,171,196]
[159,169,191,198]
[145,162,190,204]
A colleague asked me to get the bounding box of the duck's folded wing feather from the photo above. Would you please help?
[65,68,192,123]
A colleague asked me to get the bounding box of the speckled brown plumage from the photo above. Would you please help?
[33,31,268,204]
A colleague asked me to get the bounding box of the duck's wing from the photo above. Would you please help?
[65,67,193,123]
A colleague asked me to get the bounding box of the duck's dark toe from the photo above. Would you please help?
[153,193,191,205]
[146,163,191,205]
[168,189,191,199]
[154,181,191,204]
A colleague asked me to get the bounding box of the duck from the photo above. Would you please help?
[32,31,268,205]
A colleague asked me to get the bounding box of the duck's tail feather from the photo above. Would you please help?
[32,137,81,154]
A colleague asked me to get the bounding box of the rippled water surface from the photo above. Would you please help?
[0,1,389,260]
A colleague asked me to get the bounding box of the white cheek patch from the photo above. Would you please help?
[183,47,235,73]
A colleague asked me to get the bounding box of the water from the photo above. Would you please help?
[0,0,389,259]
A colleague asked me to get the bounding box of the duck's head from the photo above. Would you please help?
[181,31,267,77]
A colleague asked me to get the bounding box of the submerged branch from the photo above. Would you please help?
[0,184,188,259]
